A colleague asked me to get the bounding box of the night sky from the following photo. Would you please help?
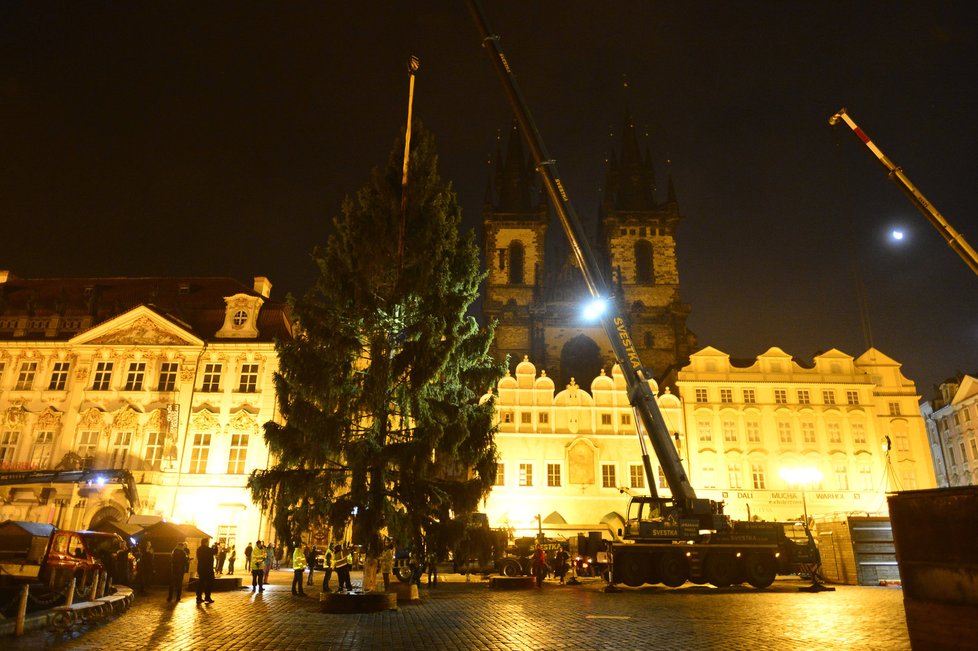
[2,2,976,398]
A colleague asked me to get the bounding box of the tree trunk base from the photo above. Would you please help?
[319,591,396,613]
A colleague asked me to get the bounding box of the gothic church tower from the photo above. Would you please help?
[483,113,696,387]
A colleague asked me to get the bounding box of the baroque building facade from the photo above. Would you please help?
[481,347,936,540]
[0,271,291,548]
[921,375,978,487]
[482,117,696,391]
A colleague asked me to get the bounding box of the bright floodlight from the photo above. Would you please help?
[95,475,107,486]
[779,467,823,485]
[891,229,904,241]
[582,297,607,321]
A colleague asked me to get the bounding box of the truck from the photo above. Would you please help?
[467,0,822,589]
[0,520,129,613]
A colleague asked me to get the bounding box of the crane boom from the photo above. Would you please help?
[466,0,708,515]
[829,107,978,278]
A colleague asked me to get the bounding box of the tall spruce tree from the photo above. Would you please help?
[249,124,503,563]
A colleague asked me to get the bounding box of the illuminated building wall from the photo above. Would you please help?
[0,272,290,547]
[482,346,937,540]
[921,375,978,487]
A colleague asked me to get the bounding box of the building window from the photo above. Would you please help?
[227,433,249,474]
[720,388,733,404]
[48,362,70,391]
[900,469,918,490]
[518,463,533,487]
[701,464,716,489]
[92,361,114,391]
[851,423,867,444]
[157,362,178,391]
[722,420,738,443]
[108,431,132,468]
[859,463,873,490]
[695,388,708,403]
[746,420,761,443]
[521,412,532,424]
[144,431,164,471]
[189,433,211,473]
[727,463,742,489]
[30,431,54,468]
[601,464,617,489]
[658,466,668,490]
[217,525,238,549]
[822,390,836,405]
[124,362,146,391]
[507,241,525,285]
[621,413,631,426]
[502,412,513,424]
[494,463,505,486]
[743,389,756,404]
[751,463,766,490]
[600,413,612,426]
[547,463,561,487]
[774,389,787,404]
[232,310,248,326]
[834,463,849,490]
[0,431,20,466]
[797,390,811,405]
[970,439,978,461]
[634,240,653,283]
[697,420,713,442]
[802,422,816,444]
[629,464,645,489]
[201,363,222,392]
[77,430,99,461]
[895,431,910,452]
[777,422,793,444]
[539,412,549,425]
[237,363,259,392]
[827,423,842,444]
[846,390,859,405]
[15,361,38,391]
[888,402,901,416]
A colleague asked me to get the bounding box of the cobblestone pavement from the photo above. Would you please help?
[8,569,910,651]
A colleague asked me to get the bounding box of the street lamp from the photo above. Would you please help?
[779,467,823,527]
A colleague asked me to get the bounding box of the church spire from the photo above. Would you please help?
[495,119,534,212]
[605,110,657,211]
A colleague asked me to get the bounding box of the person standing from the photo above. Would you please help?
[554,548,570,584]
[244,542,253,574]
[305,545,316,586]
[531,545,547,588]
[263,542,274,583]
[227,545,237,575]
[321,545,334,593]
[135,541,154,596]
[217,543,228,575]
[427,549,439,586]
[251,540,266,592]
[196,538,216,604]
[292,543,307,596]
[334,545,353,592]
[167,543,189,602]
[379,542,394,592]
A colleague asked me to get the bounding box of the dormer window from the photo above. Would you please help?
[232,310,248,327]
[216,293,264,339]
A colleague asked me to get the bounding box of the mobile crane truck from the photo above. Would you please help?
[467,0,821,589]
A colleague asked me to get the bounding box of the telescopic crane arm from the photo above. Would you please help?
[466,0,705,513]
[829,107,978,278]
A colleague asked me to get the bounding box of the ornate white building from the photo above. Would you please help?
[0,271,291,548]
[482,346,937,539]
[921,375,978,487]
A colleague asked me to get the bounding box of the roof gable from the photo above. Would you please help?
[70,305,202,347]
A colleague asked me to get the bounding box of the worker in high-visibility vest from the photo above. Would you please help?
[291,543,307,596]
[251,540,267,592]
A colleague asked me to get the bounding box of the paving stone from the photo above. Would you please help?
[7,569,910,650]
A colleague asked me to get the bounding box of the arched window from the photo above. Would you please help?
[643,331,653,349]
[634,240,653,283]
[508,241,525,284]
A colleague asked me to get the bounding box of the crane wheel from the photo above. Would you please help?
[744,553,777,589]
[705,552,739,588]
[617,554,647,587]
[499,559,523,577]
[659,552,688,587]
